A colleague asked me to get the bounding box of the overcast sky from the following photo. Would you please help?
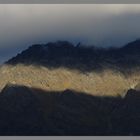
[0,4,140,63]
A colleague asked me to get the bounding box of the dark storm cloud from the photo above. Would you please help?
[0,4,140,63]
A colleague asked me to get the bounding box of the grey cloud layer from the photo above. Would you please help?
[0,0,140,4]
[0,4,140,63]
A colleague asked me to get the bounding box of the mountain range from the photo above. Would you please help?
[0,39,140,135]
[6,39,140,73]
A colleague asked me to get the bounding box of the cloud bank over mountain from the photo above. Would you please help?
[0,4,140,63]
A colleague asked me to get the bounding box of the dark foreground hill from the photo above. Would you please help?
[6,40,140,73]
[0,84,140,136]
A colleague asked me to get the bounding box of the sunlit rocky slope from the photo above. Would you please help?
[0,64,140,97]
[1,40,140,97]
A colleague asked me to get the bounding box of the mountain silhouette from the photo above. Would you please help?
[6,40,140,73]
[120,39,140,54]
[0,84,140,135]
[6,41,98,72]
[5,40,140,73]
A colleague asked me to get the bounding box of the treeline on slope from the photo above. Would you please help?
[0,84,140,135]
[6,39,140,73]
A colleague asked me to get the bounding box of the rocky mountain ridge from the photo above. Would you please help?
[6,40,140,73]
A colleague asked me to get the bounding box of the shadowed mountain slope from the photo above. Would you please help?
[5,40,140,73]
[0,84,140,135]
